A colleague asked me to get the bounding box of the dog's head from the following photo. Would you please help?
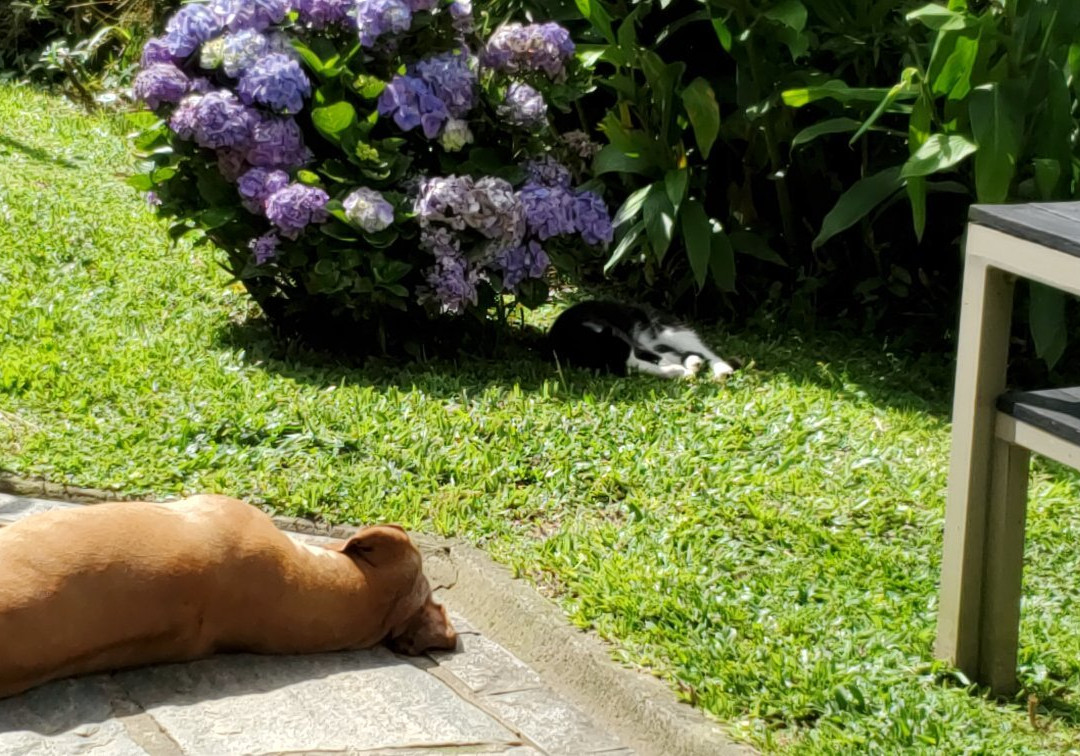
[339,525,457,655]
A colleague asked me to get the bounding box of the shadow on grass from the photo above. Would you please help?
[215,312,957,415]
[0,134,79,169]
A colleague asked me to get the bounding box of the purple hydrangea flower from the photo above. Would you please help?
[499,82,546,129]
[518,182,576,240]
[247,114,311,168]
[237,167,289,212]
[524,155,572,188]
[414,175,471,230]
[140,37,176,67]
[482,22,575,79]
[463,177,526,248]
[354,0,412,47]
[377,75,449,138]
[210,0,290,32]
[343,187,395,232]
[415,175,525,249]
[217,148,249,181]
[294,0,352,27]
[250,232,281,264]
[420,227,477,314]
[265,183,330,238]
[163,4,222,58]
[411,51,476,118]
[448,0,472,33]
[188,90,257,149]
[189,77,215,94]
[133,63,189,109]
[168,95,201,139]
[221,30,269,77]
[145,191,162,208]
[573,190,614,246]
[496,240,549,291]
[237,53,311,114]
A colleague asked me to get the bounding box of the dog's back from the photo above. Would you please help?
[0,496,267,697]
[0,496,455,699]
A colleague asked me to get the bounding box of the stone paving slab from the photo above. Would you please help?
[0,494,635,756]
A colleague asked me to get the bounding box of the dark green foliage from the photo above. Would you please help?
[545,0,1080,366]
[788,0,1080,368]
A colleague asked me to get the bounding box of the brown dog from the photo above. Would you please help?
[0,495,456,699]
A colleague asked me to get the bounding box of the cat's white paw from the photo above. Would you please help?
[683,354,705,374]
[710,361,735,381]
[660,363,690,378]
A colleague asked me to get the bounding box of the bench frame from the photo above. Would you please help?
[938,221,1080,694]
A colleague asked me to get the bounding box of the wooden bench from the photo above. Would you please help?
[936,201,1080,695]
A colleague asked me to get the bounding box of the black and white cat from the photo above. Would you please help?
[547,301,736,380]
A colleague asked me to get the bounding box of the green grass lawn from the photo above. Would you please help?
[3,82,1080,753]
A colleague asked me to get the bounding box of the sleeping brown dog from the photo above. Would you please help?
[0,495,456,699]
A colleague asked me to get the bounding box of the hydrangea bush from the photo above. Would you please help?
[128,0,611,352]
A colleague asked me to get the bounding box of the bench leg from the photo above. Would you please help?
[935,254,1015,676]
[979,437,1029,695]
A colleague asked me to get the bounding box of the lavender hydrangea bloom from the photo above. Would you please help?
[482,22,575,79]
[343,188,395,232]
[448,0,472,33]
[420,228,477,314]
[221,30,269,77]
[249,232,281,264]
[518,182,576,240]
[496,240,549,291]
[237,167,290,212]
[168,95,201,139]
[499,82,546,129]
[247,115,311,168]
[265,183,330,238]
[237,53,311,113]
[133,63,189,109]
[414,175,472,230]
[210,0,289,32]
[354,0,412,47]
[524,155,572,188]
[294,0,351,27]
[573,190,614,246]
[415,175,525,249]
[377,75,449,138]
[411,51,476,118]
[217,148,249,181]
[163,4,222,58]
[190,91,257,149]
[438,118,473,152]
[140,37,176,67]
[463,177,526,249]
[189,77,215,94]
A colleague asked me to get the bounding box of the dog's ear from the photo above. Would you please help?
[338,525,411,567]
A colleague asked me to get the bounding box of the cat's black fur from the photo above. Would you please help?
[546,301,735,379]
